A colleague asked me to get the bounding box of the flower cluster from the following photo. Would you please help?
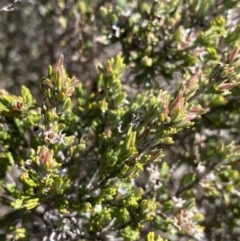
[33,124,66,145]
[174,209,204,240]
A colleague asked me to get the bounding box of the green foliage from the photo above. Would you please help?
[1,1,240,241]
[100,0,240,85]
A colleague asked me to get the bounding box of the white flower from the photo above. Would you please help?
[146,164,163,189]
[108,25,120,38]
[146,164,160,182]
[196,164,206,174]
[43,130,66,145]
[172,196,186,209]
[206,172,216,181]
[174,209,204,240]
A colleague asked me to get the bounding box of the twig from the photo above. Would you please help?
[0,0,21,12]
[101,218,116,233]
[86,167,99,190]
[187,81,214,102]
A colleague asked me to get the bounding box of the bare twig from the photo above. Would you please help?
[0,0,21,12]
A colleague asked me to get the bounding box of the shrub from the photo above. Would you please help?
[1,1,240,241]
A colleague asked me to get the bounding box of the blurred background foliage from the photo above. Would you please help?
[1,0,240,241]
[1,0,240,93]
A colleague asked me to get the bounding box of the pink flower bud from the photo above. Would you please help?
[39,145,52,170]
[217,82,238,91]
[227,48,239,63]
[170,91,184,112]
